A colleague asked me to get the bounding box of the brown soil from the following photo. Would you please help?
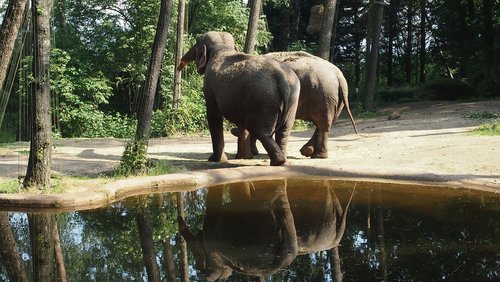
[1,100,499,195]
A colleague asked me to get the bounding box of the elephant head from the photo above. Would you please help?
[177,31,236,74]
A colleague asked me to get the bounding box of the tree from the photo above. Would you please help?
[173,0,186,109]
[419,0,426,83]
[318,0,338,60]
[244,0,262,54]
[24,0,53,189]
[120,0,174,175]
[0,0,29,93]
[363,0,385,112]
[0,212,27,281]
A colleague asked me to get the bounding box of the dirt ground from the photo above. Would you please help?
[1,100,499,192]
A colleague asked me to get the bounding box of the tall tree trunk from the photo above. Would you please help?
[290,0,302,43]
[137,211,161,282]
[353,0,362,89]
[419,0,426,83]
[318,0,337,60]
[176,193,189,282]
[363,1,385,112]
[405,0,414,84]
[482,0,494,91]
[24,0,53,189]
[135,0,173,143]
[0,212,27,281]
[122,0,173,175]
[162,238,177,282]
[244,0,262,54]
[387,0,398,86]
[52,219,67,282]
[173,0,185,109]
[29,214,56,282]
[328,0,341,63]
[0,0,29,92]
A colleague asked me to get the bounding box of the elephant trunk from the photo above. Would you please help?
[177,46,196,71]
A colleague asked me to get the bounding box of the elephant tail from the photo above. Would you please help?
[275,68,300,134]
[336,70,359,134]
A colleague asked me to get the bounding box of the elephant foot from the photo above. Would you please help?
[270,159,287,166]
[208,153,228,163]
[235,151,253,159]
[300,145,314,157]
[251,145,259,156]
[311,151,328,159]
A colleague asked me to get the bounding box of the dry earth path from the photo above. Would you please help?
[1,100,499,196]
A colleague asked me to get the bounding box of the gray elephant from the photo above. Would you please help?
[178,179,354,281]
[234,51,358,159]
[177,31,300,166]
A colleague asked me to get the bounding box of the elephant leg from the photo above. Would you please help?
[300,128,318,157]
[234,128,254,159]
[250,135,259,155]
[256,134,286,166]
[311,128,329,159]
[206,101,228,163]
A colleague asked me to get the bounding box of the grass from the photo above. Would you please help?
[464,111,500,136]
[0,180,19,193]
[471,120,500,136]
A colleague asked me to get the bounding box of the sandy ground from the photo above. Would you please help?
[1,100,499,191]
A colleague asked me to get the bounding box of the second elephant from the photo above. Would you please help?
[235,51,358,159]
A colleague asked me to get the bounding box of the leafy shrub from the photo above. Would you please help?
[419,79,476,100]
[472,120,500,136]
[378,86,420,102]
[51,48,136,138]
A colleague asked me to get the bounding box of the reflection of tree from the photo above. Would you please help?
[28,213,56,281]
[0,212,27,281]
[137,210,161,281]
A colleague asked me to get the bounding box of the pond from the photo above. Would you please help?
[0,179,499,281]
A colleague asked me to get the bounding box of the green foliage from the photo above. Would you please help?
[471,120,500,136]
[420,79,476,101]
[464,111,500,119]
[0,180,18,193]
[378,86,421,103]
[118,140,148,176]
[50,48,136,138]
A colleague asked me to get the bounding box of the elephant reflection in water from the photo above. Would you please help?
[178,180,354,281]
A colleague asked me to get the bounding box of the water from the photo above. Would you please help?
[0,179,499,281]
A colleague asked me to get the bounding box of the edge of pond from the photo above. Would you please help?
[0,165,498,212]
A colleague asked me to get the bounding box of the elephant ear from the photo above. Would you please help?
[196,44,208,74]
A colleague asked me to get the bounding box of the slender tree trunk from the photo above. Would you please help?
[24,0,53,189]
[330,246,343,281]
[122,0,173,175]
[176,193,189,282]
[328,0,341,63]
[363,1,385,112]
[29,214,56,282]
[135,0,173,143]
[482,0,494,90]
[162,238,177,282]
[52,220,67,282]
[318,0,337,60]
[290,0,302,43]
[405,0,414,84]
[353,0,362,89]
[173,0,185,109]
[419,0,426,83]
[244,0,262,54]
[0,212,27,282]
[137,210,161,282]
[387,0,398,86]
[0,0,29,92]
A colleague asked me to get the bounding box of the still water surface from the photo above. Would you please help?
[0,179,499,281]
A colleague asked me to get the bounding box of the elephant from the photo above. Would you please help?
[176,31,300,166]
[233,51,358,159]
[178,179,355,281]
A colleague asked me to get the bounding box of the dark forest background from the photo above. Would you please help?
[1,0,499,141]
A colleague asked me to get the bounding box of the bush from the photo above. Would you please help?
[378,86,420,102]
[419,78,476,101]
